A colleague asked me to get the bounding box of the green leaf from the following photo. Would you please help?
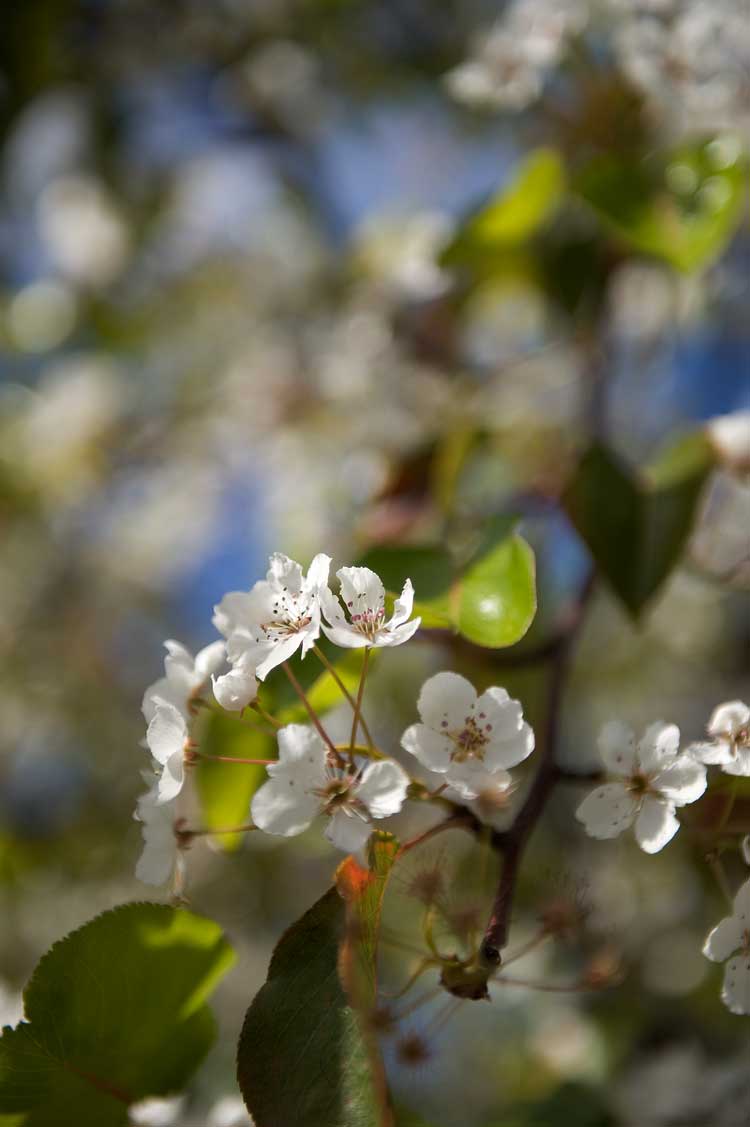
[359,528,537,648]
[575,138,747,272]
[0,903,235,1126]
[563,433,715,616]
[237,836,399,1127]
[195,710,271,850]
[442,149,565,269]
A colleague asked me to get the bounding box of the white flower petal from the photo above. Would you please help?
[634,795,679,853]
[732,877,750,920]
[212,669,257,711]
[483,723,535,771]
[444,759,501,801]
[320,621,367,649]
[254,632,303,680]
[722,955,750,1015]
[721,748,750,777]
[356,759,410,818]
[475,687,523,740]
[163,639,195,670]
[146,700,186,766]
[156,751,185,804]
[250,777,319,837]
[305,552,332,590]
[688,739,735,766]
[374,617,421,647]
[195,640,227,678]
[709,701,750,738]
[703,916,744,963]
[142,676,175,724]
[417,671,476,731]
[337,566,385,617]
[212,591,258,638]
[390,578,414,627]
[651,756,707,806]
[271,724,328,787]
[401,723,453,772]
[638,722,681,775]
[325,809,373,853]
[575,783,638,840]
[742,836,750,867]
[598,720,637,776]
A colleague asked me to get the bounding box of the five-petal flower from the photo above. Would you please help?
[400,671,534,799]
[214,553,331,681]
[142,638,226,723]
[321,566,420,649]
[251,724,410,852]
[576,720,706,853]
[703,878,750,1014]
[689,700,750,776]
[146,697,190,803]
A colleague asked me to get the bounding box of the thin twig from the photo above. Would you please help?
[350,648,371,752]
[282,661,339,757]
[314,644,375,749]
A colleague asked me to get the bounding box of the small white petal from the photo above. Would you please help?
[163,639,194,669]
[156,751,185,804]
[390,578,415,627]
[417,671,476,731]
[482,723,535,772]
[598,721,637,776]
[356,759,410,818]
[373,617,421,647]
[722,955,750,1015]
[742,836,750,867]
[325,810,373,853]
[255,632,306,680]
[709,700,750,738]
[475,687,523,739]
[320,621,368,649]
[688,739,735,766]
[306,552,332,590]
[703,916,744,963]
[721,748,750,777]
[212,591,257,638]
[195,640,227,678]
[444,759,502,801]
[651,756,707,806]
[275,724,328,773]
[337,566,385,616]
[146,700,187,766]
[576,783,638,840]
[637,722,681,775]
[267,553,303,591]
[250,777,319,837]
[401,723,453,772]
[212,668,257,711]
[732,877,750,920]
[634,795,679,853]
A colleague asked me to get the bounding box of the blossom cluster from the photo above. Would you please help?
[134,553,534,885]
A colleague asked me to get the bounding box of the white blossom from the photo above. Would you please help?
[321,566,420,649]
[128,1096,184,1127]
[134,781,181,886]
[576,721,706,853]
[400,672,534,799]
[212,666,258,711]
[689,701,750,775]
[703,878,750,1014]
[708,411,750,476]
[251,724,410,852]
[142,638,226,723]
[214,553,331,681]
[145,698,189,804]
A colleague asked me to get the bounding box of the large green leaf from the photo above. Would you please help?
[237,836,398,1127]
[442,149,565,270]
[359,528,536,648]
[0,903,235,1127]
[575,138,747,272]
[564,433,715,616]
[195,710,271,851]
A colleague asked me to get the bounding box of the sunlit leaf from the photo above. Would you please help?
[195,710,271,851]
[0,904,235,1127]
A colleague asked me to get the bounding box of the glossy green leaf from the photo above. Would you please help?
[564,433,715,616]
[195,710,271,850]
[442,149,566,269]
[0,903,235,1127]
[237,835,399,1127]
[576,138,747,272]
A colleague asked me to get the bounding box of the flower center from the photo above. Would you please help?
[347,600,386,640]
[448,715,491,763]
[628,772,651,796]
[262,590,313,640]
[312,776,367,819]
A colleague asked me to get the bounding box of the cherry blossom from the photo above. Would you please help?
[214,552,331,680]
[251,724,410,852]
[145,697,190,803]
[134,780,181,886]
[703,878,750,1014]
[321,566,420,649]
[142,638,226,723]
[400,671,534,799]
[689,701,750,775]
[576,721,706,854]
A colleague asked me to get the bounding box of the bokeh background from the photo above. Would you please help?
[1,2,749,1125]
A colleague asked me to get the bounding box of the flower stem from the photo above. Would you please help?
[193,750,275,766]
[282,661,339,757]
[350,647,370,752]
[314,644,375,749]
[188,822,257,836]
[250,700,282,729]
